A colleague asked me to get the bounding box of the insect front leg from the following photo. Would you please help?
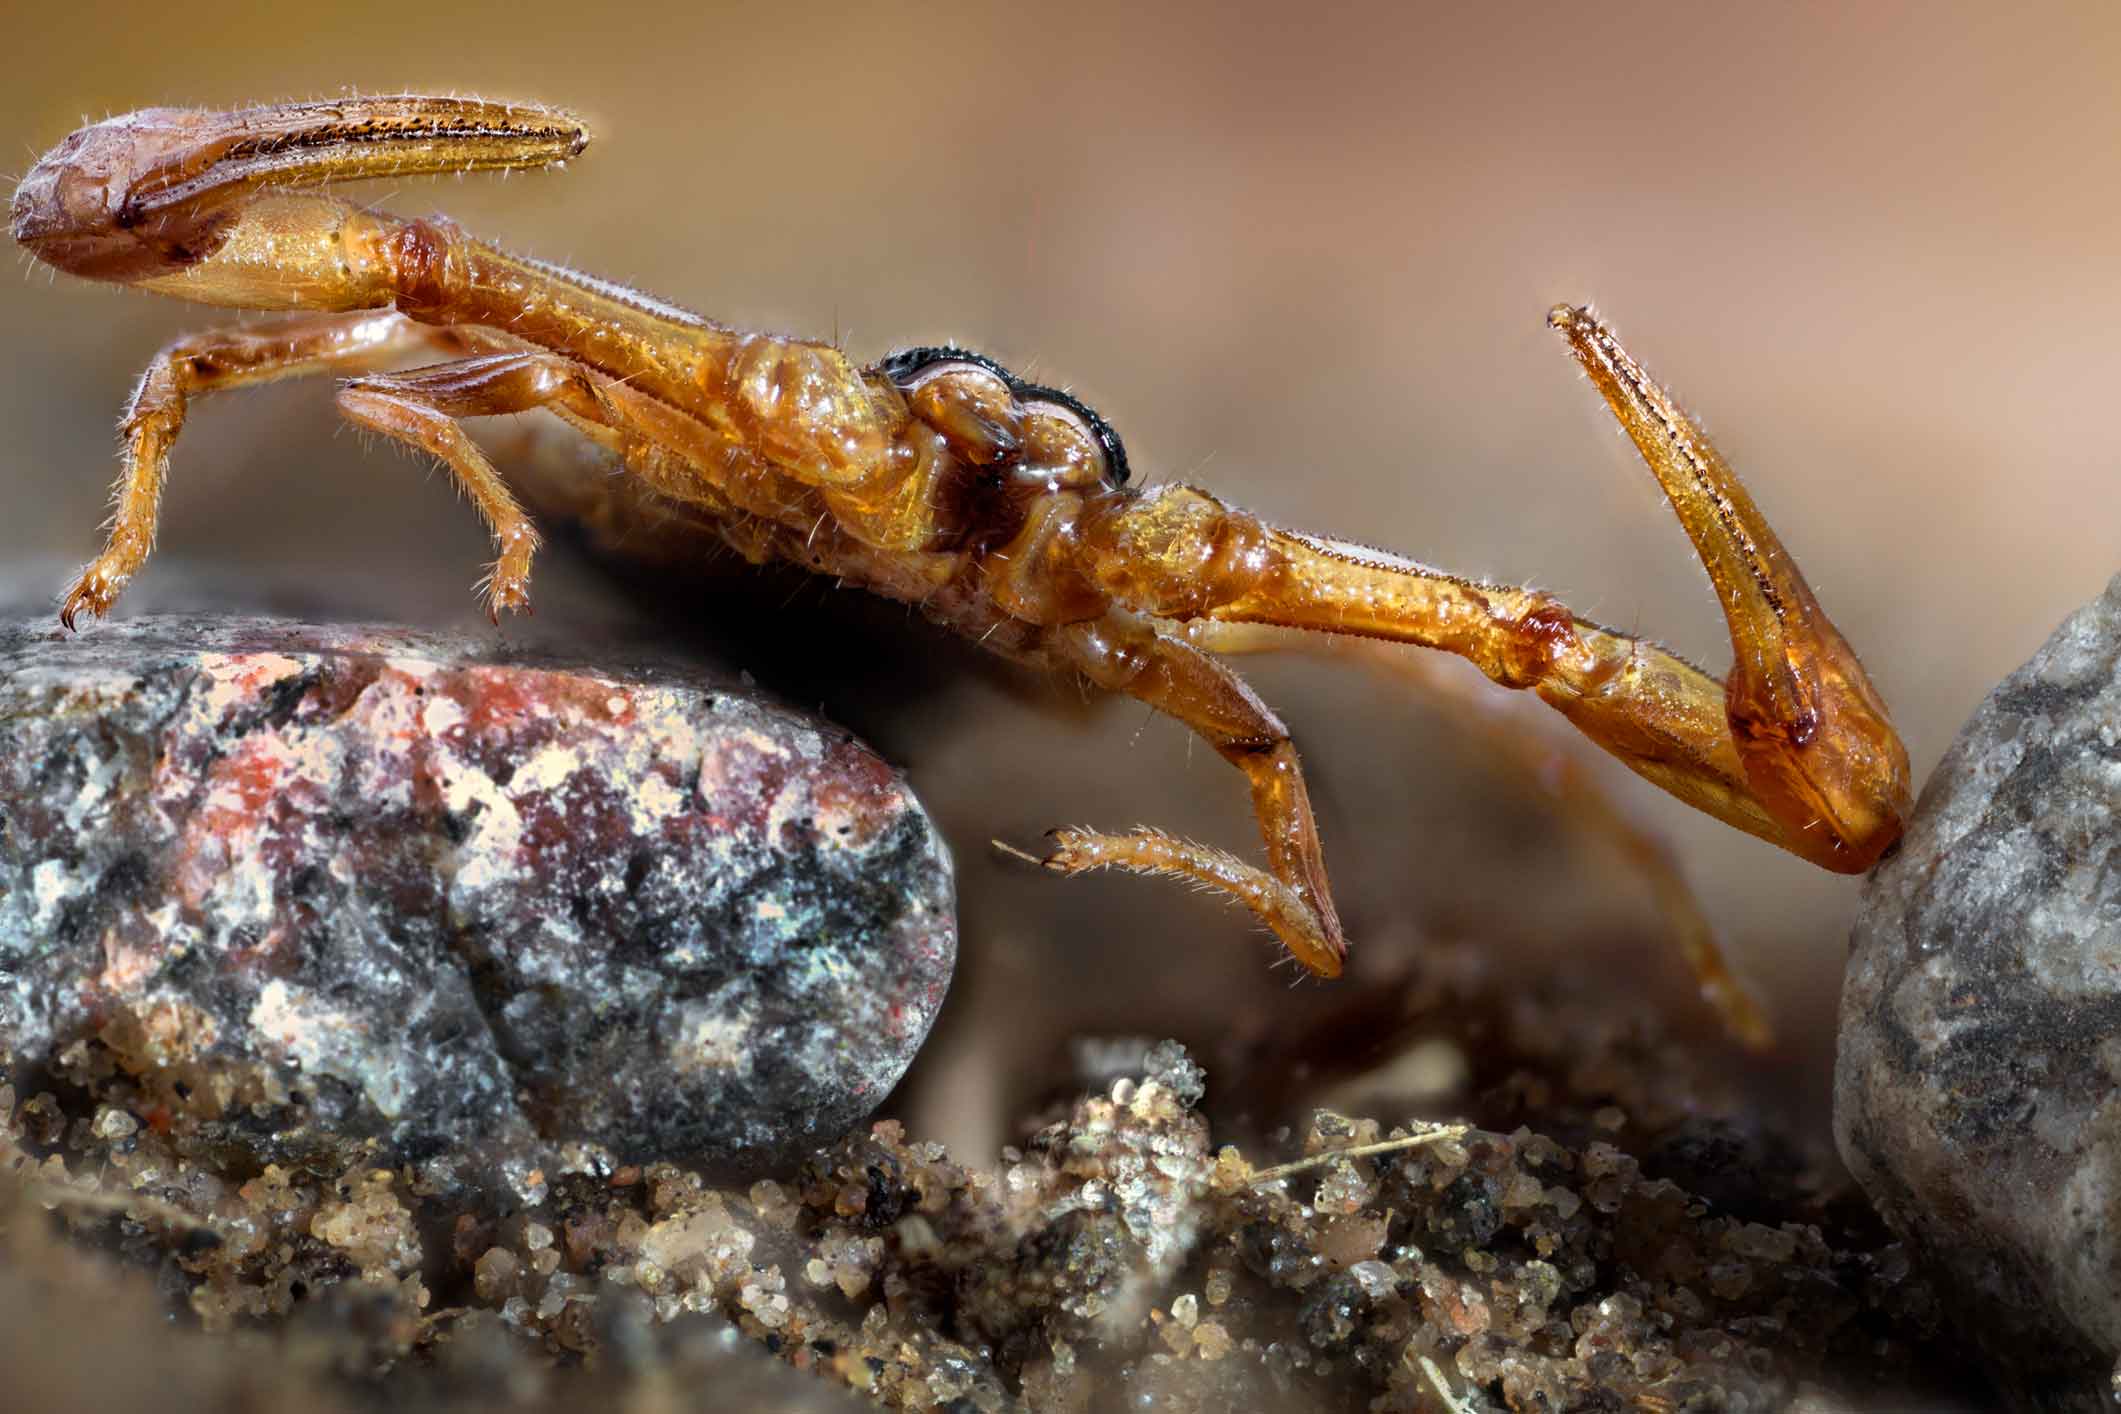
[1021,614,1347,977]
[335,353,619,619]
[61,312,461,628]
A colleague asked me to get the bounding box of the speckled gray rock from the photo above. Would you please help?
[0,615,955,1190]
[1837,574,2121,1412]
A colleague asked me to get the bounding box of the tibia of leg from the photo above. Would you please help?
[1033,826,1342,978]
[1044,616,1346,976]
[60,312,438,629]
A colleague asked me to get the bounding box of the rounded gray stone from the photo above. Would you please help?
[0,615,956,1189]
[1837,573,2121,1412]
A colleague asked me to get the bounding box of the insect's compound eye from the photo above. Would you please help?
[1015,398,1113,491]
[891,358,1023,467]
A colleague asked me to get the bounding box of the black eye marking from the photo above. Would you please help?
[873,345,1132,486]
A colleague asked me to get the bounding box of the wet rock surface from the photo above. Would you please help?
[0,615,955,1187]
[1837,574,2121,1412]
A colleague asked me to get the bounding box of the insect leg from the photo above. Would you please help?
[1023,615,1347,978]
[61,311,461,628]
[1079,310,1909,873]
[334,352,617,619]
[1187,620,1771,1047]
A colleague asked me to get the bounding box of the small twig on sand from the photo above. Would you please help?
[1418,1353,1487,1413]
[5,1165,219,1239]
[1245,1121,1471,1187]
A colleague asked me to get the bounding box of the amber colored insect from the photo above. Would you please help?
[9,97,1912,1044]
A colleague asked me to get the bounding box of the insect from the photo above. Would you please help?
[10,96,1911,1044]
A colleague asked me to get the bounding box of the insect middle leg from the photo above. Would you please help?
[61,311,465,628]
[334,352,619,618]
[1029,615,1347,977]
[1187,620,1771,1045]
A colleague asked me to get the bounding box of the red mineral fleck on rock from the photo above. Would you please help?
[0,615,957,1189]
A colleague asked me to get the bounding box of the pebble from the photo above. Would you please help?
[0,614,955,1185]
[1837,573,2121,1411]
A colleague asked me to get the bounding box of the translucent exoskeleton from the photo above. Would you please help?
[9,97,1913,1046]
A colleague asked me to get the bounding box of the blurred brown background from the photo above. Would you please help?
[4,1,2117,1155]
